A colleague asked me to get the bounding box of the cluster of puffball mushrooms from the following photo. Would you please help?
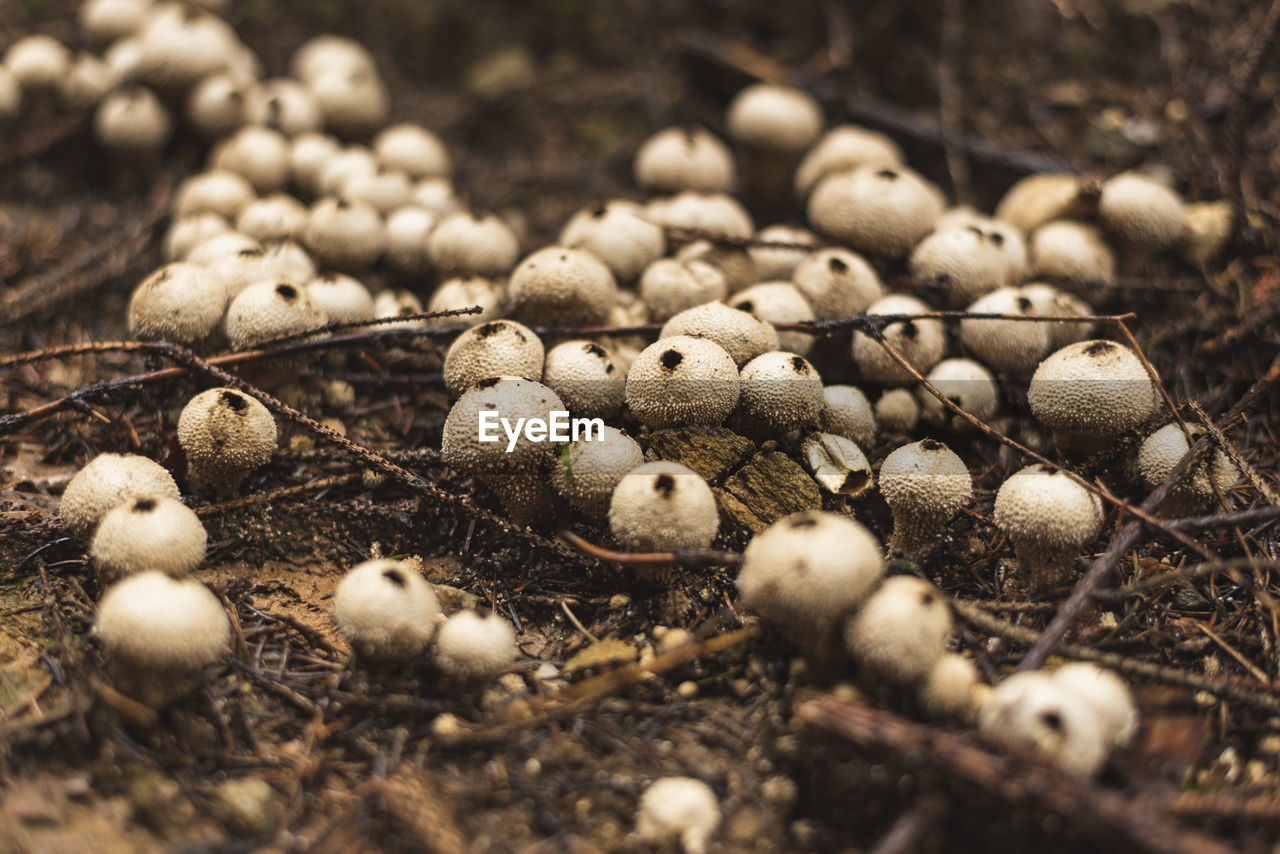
[20,0,1245,840]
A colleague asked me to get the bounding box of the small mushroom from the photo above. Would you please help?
[432,610,518,682]
[332,558,441,662]
[918,358,999,431]
[211,126,291,194]
[726,82,823,152]
[63,52,118,109]
[306,273,375,324]
[850,294,946,385]
[507,246,618,327]
[291,35,376,84]
[844,576,952,684]
[341,167,414,214]
[608,461,719,552]
[633,126,735,194]
[1018,282,1095,350]
[935,210,1029,284]
[736,510,884,646]
[411,177,461,217]
[177,388,278,496]
[649,191,754,240]
[1180,200,1233,265]
[978,671,1108,777]
[807,165,944,258]
[908,225,1007,306]
[790,248,884,320]
[443,319,545,398]
[427,211,520,278]
[93,571,231,707]
[304,197,387,272]
[1029,220,1115,285]
[1027,339,1160,453]
[425,277,504,328]
[920,653,985,723]
[635,777,720,854]
[748,224,817,281]
[639,258,729,322]
[793,124,903,200]
[1137,423,1238,516]
[994,173,1092,234]
[623,336,741,429]
[81,0,151,43]
[134,6,236,92]
[60,453,181,542]
[958,287,1051,374]
[185,72,249,139]
[89,495,207,585]
[1050,662,1138,748]
[550,426,644,518]
[559,200,666,283]
[247,78,323,137]
[728,282,816,356]
[318,145,378,195]
[187,231,261,267]
[308,67,390,137]
[289,132,342,195]
[175,170,256,221]
[1098,172,1183,252]
[224,280,326,351]
[237,194,310,245]
[94,86,173,156]
[659,301,779,367]
[993,464,1104,593]
[542,340,626,420]
[676,239,757,295]
[820,385,876,449]
[373,123,451,179]
[734,351,824,434]
[874,389,920,435]
[878,439,972,552]
[5,35,71,93]
[165,213,230,261]
[128,262,229,351]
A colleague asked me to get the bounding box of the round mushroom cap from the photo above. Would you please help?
[908,225,1008,306]
[60,453,181,542]
[373,288,426,329]
[790,247,884,320]
[994,173,1089,234]
[633,126,735,194]
[920,653,984,722]
[875,388,920,435]
[134,7,235,91]
[411,177,461,217]
[559,200,666,282]
[318,145,378,195]
[303,197,387,272]
[844,576,952,684]
[542,340,626,420]
[1027,340,1160,445]
[735,351,824,433]
[807,166,944,258]
[289,132,342,194]
[309,67,390,137]
[81,0,151,43]
[1029,220,1115,284]
[639,258,729,322]
[1051,662,1137,748]
[94,86,173,154]
[675,240,758,295]
[236,194,309,244]
[89,495,207,584]
[187,231,261,266]
[1018,283,1095,349]
[165,213,230,261]
[878,439,973,551]
[919,358,999,430]
[443,320,545,398]
[635,777,721,854]
[291,35,376,84]
[341,167,414,214]
[737,511,884,637]
[210,126,291,194]
[305,273,375,323]
[247,78,324,137]
[650,191,754,239]
[793,123,903,199]
[507,246,618,327]
[608,461,719,552]
[549,426,644,517]
[660,301,779,367]
[958,287,1051,374]
[725,83,823,151]
[748,224,817,281]
[63,52,119,109]
[5,35,72,90]
[441,378,566,475]
[333,558,440,661]
[374,123,451,179]
[978,671,1108,777]
[93,571,231,706]
[821,385,876,449]
[178,388,278,495]
[1181,200,1233,265]
[224,280,326,350]
[185,72,250,139]
[427,211,520,277]
[425,276,504,327]
[432,610,518,681]
[1138,423,1238,512]
[1098,172,1183,250]
[624,336,741,429]
[206,245,311,298]
[728,282,816,356]
[993,464,1104,590]
[851,294,947,385]
[128,262,229,348]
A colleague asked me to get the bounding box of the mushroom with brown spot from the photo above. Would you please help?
[623,336,741,429]
[60,453,182,542]
[550,426,644,518]
[633,126,735,194]
[89,495,207,585]
[850,294,946,385]
[728,282,816,356]
[993,464,1104,593]
[128,262,229,351]
[734,351,824,435]
[178,388,278,496]
[333,558,441,662]
[608,461,719,552]
[844,576,953,684]
[542,340,626,419]
[443,320,545,398]
[659,301,779,367]
[918,358,999,431]
[807,165,943,258]
[790,248,884,320]
[878,439,972,553]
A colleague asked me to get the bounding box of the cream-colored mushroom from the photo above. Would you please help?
[559,200,666,283]
[128,263,229,350]
[89,495,207,585]
[427,211,520,278]
[748,224,817,281]
[443,320,545,398]
[1028,220,1115,285]
[633,126,735,194]
[237,195,309,244]
[635,777,720,854]
[659,301,779,367]
[878,439,972,552]
[793,124,903,200]
[303,197,387,272]
[224,280,326,350]
[978,671,1108,777]
[178,387,278,496]
[807,165,943,257]
[608,461,720,552]
[94,86,173,155]
[908,225,1007,306]
[374,123,450,179]
[305,273,375,323]
[918,358,999,430]
[332,558,440,661]
[1137,423,1238,516]
[850,294,946,385]
[507,246,618,327]
[542,340,626,420]
[734,351,824,434]
[60,453,181,542]
[549,426,644,518]
[728,282,815,356]
[844,576,952,684]
[1017,282,1095,350]
[875,389,920,435]
[425,277,504,328]
[920,653,985,723]
[165,213,230,261]
[639,258,729,322]
[1098,172,1183,251]
[958,287,1051,374]
[623,336,741,429]
[820,385,876,449]
[994,173,1092,234]
[432,610,518,682]
[210,126,291,194]
[5,35,71,92]
[649,191,754,239]
[790,247,884,320]
[993,464,1104,593]
[1180,201,1233,265]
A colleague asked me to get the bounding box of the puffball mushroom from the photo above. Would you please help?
[542,340,626,420]
[426,277,504,328]
[1098,172,1184,251]
[333,558,441,661]
[918,358,999,430]
[878,439,973,553]
[734,351,825,434]
[507,246,618,327]
[850,294,946,385]
[63,53,118,110]
[844,576,952,684]
[211,126,291,194]
[994,173,1091,234]
[748,224,816,281]
[81,0,152,43]
[341,167,414,213]
[237,195,310,244]
[821,385,876,449]
[178,388,278,496]
[165,213,231,261]
[309,68,390,137]
[89,495,207,585]
[559,200,666,282]
[978,671,1108,777]
[807,165,943,258]
[676,239,757,295]
[639,258,729,322]
[1138,423,1238,515]
[60,453,181,542]
[306,273,374,323]
[875,389,920,435]
[908,225,1007,306]
[726,82,823,151]
[623,336,741,429]
[374,123,451,179]
[94,86,173,155]
[958,287,1051,374]
[920,653,985,723]
[128,262,229,350]
[93,571,231,707]
[793,123,904,200]
[790,247,884,320]
[175,170,256,220]
[427,211,521,278]
[550,426,644,517]
[1018,282,1095,350]
[1027,339,1160,453]
[633,126,735,194]
[635,777,720,854]
[608,461,720,552]
[432,610,518,682]
[186,72,249,139]
[993,464,1104,593]
[134,6,236,92]
[736,510,884,642]
[224,280,326,351]
[442,319,545,398]
[290,132,342,194]
[1029,220,1116,285]
[248,78,324,137]
[728,282,816,356]
[801,433,874,498]
[1181,200,1233,265]
[5,35,71,92]
[651,191,754,239]
[303,197,387,272]
[659,301,779,367]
